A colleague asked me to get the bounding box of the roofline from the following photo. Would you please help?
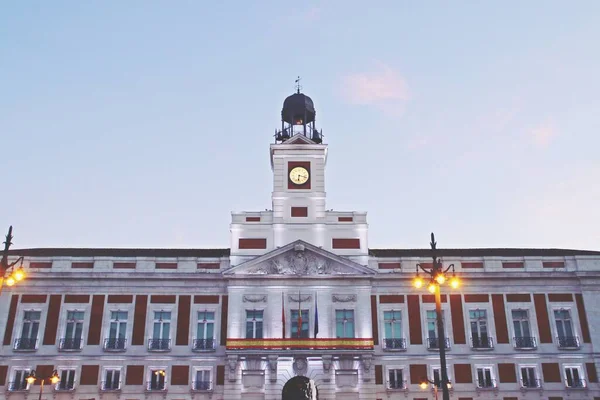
[6,247,600,258]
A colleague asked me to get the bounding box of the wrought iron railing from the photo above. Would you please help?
[226,338,374,350]
[471,336,494,349]
[7,381,28,391]
[426,337,450,350]
[146,380,166,391]
[383,338,407,350]
[104,338,127,351]
[388,380,406,389]
[101,380,121,391]
[59,338,83,350]
[13,338,37,351]
[514,336,537,349]
[557,336,580,348]
[148,338,171,351]
[566,378,586,388]
[192,381,211,391]
[193,338,215,351]
[521,378,541,388]
[477,378,497,389]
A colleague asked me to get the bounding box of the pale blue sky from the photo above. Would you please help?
[1,1,599,250]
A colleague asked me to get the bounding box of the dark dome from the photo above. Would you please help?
[282,92,316,124]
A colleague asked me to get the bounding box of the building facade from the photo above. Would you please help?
[1,91,599,400]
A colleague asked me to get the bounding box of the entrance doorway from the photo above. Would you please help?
[282,376,318,400]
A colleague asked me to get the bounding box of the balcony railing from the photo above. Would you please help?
[7,381,28,392]
[148,338,171,351]
[557,336,580,349]
[13,338,37,351]
[383,338,407,351]
[192,381,211,391]
[59,337,83,351]
[388,380,407,390]
[104,338,127,351]
[514,336,537,349]
[146,381,166,391]
[477,378,497,389]
[566,378,586,389]
[426,337,450,350]
[55,384,75,392]
[471,336,494,349]
[521,378,542,389]
[226,338,374,350]
[193,338,215,351]
[101,380,121,391]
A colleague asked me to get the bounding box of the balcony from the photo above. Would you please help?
[59,338,82,351]
[192,338,215,351]
[192,381,211,391]
[101,380,121,391]
[383,338,407,351]
[521,378,542,389]
[226,338,374,351]
[514,336,537,349]
[146,381,166,391]
[388,380,407,390]
[477,378,497,389]
[55,385,75,392]
[426,337,450,350]
[566,379,587,389]
[471,336,494,350]
[557,336,580,349]
[148,338,171,351]
[7,381,28,392]
[13,338,37,351]
[104,338,127,351]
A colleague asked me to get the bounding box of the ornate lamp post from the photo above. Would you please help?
[420,377,452,400]
[1,226,26,296]
[26,369,60,400]
[413,233,460,400]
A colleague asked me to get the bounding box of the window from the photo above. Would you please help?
[512,309,536,348]
[291,309,309,338]
[520,366,539,388]
[195,311,215,350]
[432,367,442,388]
[565,366,585,388]
[246,310,264,339]
[388,369,404,389]
[426,310,447,349]
[106,311,127,350]
[149,369,167,390]
[476,367,495,388]
[16,311,40,350]
[102,368,121,390]
[554,309,578,348]
[61,311,84,350]
[57,369,76,391]
[150,311,171,350]
[9,369,30,391]
[383,310,405,349]
[469,309,491,348]
[335,310,355,338]
[193,369,211,391]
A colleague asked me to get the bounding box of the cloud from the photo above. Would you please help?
[530,120,557,147]
[340,63,409,115]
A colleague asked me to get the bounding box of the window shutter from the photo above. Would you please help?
[125,365,144,385]
[454,364,472,383]
[542,363,561,383]
[216,366,225,386]
[498,363,516,383]
[375,365,383,385]
[410,364,427,384]
[171,365,189,385]
[80,365,99,385]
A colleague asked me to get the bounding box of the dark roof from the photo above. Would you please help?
[7,248,230,258]
[7,247,600,258]
[369,248,600,257]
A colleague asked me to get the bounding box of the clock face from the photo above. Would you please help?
[289,166,309,185]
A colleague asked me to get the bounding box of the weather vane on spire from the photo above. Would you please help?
[295,76,302,94]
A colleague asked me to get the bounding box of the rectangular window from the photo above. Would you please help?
[195,311,215,350]
[388,369,404,389]
[383,310,405,349]
[476,367,495,388]
[57,369,76,391]
[520,367,539,388]
[432,367,442,388]
[565,366,585,388]
[17,311,40,350]
[194,369,211,391]
[150,311,171,350]
[149,370,166,390]
[469,309,491,348]
[512,309,535,348]
[427,310,446,348]
[103,368,121,390]
[554,309,578,347]
[291,309,309,338]
[246,310,264,339]
[9,369,30,391]
[106,311,127,350]
[335,309,355,338]
[61,311,84,350]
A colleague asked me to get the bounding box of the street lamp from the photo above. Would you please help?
[26,369,60,400]
[420,377,453,400]
[1,226,26,296]
[413,233,460,400]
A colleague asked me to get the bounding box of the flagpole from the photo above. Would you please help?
[297,291,302,339]
[282,292,285,339]
[314,292,319,339]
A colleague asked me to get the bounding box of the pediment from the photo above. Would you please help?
[284,133,315,145]
[224,240,374,276]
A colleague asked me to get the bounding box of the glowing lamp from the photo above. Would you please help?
[6,276,15,286]
[428,283,436,293]
[419,381,428,390]
[14,267,25,281]
[26,376,36,385]
[450,276,460,289]
[50,375,60,384]
[413,277,424,289]
[447,382,453,389]
[435,274,446,285]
